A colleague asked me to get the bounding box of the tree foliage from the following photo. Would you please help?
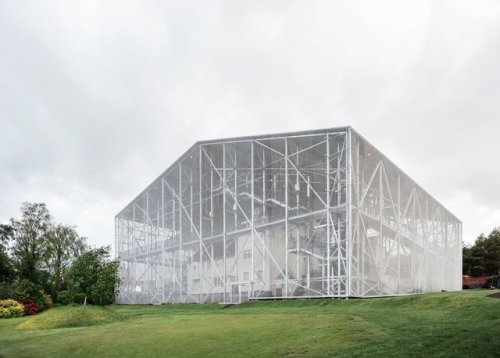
[13,279,50,310]
[463,228,500,276]
[65,246,120,305]
[0,225,15,283]
[1,202,120,306]
[44,224,87,300]
[7,203,52,284]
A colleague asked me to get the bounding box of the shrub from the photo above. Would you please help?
[23,299,40,316]
[42,292,53,309]
[13,280,50,311]
[0,299,24,318]
[73,293,86,305]
[0,282,15,300]
[57,290,75,305]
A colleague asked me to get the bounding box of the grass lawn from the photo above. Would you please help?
[0,290,499,357]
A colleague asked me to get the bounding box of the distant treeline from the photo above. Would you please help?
[463,228,500,277]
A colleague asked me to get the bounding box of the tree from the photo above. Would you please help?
[464,229,500,277]
[478,229,500,276]
[5,203,52,284]
[0,225,15,283]
[91,259,121,305]
[44,224,87,301]
[462,243,473,276]
[66,246,120,305]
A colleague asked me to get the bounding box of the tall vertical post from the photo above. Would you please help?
[179,163,183,302]
[133,204,137,303]
[397,174,401,294]
[262,147,266,280]
[114,218,119,301]
[172,188,176,297]
[295,143,300,290]
[146,191,150,296]
[326,133,330,296]
[284,138,288,297]
[379,162,384,295]
[346,128,352,297]
[161,180,165,230]
[233,149,238,289]
[337,142,341,296]
[199,145,203,302]
[210,170,213,236]
[412,189,416,286]
[190,170,193,234]
[250,140,255,298]
[458,222,462,289]
[262,148,266,216]
[222,143,227,302]
[234,148,238,232]
[161,178,165,303]
[295,150,299,213]
[356,138,362,295]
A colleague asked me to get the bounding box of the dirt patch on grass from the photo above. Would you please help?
[486,292,500,299]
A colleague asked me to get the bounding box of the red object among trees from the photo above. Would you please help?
[462,276,487,287]
[23,299,40,315]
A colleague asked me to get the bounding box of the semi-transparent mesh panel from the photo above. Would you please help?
[349,130,462,297]
[115,128,460,303]
[116,129,349,303]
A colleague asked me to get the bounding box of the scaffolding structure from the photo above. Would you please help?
[115,127,461,304]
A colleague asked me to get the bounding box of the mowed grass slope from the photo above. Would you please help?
[0,290,499,358]
[17,306,124,330]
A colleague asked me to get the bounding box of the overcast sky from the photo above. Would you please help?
[1,1,499,248]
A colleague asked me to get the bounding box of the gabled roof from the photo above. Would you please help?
[116,127,350,218]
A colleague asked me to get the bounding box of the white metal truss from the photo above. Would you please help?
[115,127,461,304]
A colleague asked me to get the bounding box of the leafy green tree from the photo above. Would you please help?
[0,225,15,283]
[464,229,500,276]
[477,229,500,276]
[44,224,87,301]
[66,246,120,305]
[91,259,121,305]
[5,203,52,284]
[462,244,473,276]
[0,250,14,283]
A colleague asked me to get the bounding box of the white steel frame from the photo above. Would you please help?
[115,127,461,304]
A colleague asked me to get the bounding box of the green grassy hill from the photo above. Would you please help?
[1,290,499,357]
[17,305,124,330]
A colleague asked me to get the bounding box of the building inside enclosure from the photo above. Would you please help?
[115,127,462,304]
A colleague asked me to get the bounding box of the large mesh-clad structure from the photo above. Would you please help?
[115,127,461,304]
